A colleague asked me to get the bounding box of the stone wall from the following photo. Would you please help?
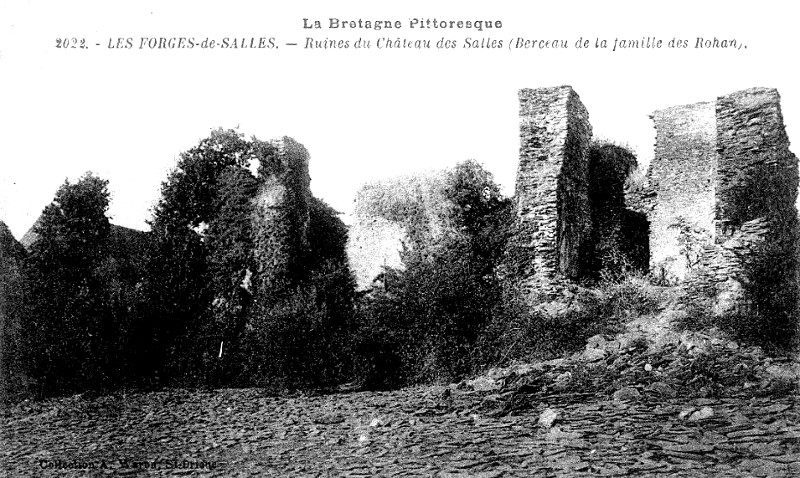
[684,217,770,310]
[647,87,798,318]
[345,85,797,322]
[684,88,799,312]
[715,88,798,232]
[648,101,717,282]
[252,136,312,297]
[512,86,591,298]
[346,171,452,290]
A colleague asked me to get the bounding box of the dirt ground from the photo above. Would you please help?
[2,384,799,477]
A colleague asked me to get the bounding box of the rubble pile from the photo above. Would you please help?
[455,330,798,417]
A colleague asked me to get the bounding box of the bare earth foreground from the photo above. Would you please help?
[2,383,800,477]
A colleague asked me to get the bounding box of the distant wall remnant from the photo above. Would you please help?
[252,136,312,296]
[648,101,717,282]
[512,86,592,298]
[346,171,452,290]
[347,216,406,290]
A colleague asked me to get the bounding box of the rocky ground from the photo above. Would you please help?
[3,331,800,477]
[1,384,799,477]
[3,293,800,477]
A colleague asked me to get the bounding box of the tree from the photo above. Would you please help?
[353,160,513,387]
[443,159,512,264]
[205,166,260,384]
[142,128,271,385]
[242,197,356,389]
[143,129,357,389]
[22,173,115,396]
[0,222,28,404]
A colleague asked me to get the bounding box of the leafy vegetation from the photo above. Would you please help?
[350,160,513,387]
[9,129,795,403]
[20,173,123,396]
[139,129,355,389]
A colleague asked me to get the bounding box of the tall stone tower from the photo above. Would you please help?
[511,86,592,299]
[648,87,798,315]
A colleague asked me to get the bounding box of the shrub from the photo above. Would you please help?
[483,272,660,366]
[352,235,503,386]
[717,240,798,351]
[0,222,29,404]
[595,272,662,320]
[351,160,512,388]
[242,259,355,390]
[676,238,798,353]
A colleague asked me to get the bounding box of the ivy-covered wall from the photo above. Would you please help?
[685,88,799,315]
[346,171,453,290]
[647,88,798,321]
[252,137,312,299]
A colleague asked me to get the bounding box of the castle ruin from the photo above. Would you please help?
[349,85,798,319]
[346,171,454,289]
[252,136,313,296]
[513,86,592,297]
[646,87,798,312]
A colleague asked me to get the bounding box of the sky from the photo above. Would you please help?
[1,0,798,239]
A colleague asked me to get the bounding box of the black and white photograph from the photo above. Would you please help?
[2,1,800,475]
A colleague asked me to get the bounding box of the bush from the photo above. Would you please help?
[351,283,414,389]
[242,259,355,390]
[352,235,503,386]
[676,240,798,353]
[595,272,662,320]
[351,160,512,388]
[716,240,798,351]
[483,273,660,366]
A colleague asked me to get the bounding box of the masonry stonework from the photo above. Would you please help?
[715,88,797,232]
[685,88,798,311]
[512,86,592,298]
[646,87,798,317]
[648,101,717,282]
[346,85,797,324]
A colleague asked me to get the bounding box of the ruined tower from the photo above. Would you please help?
[706,88,798,311]
[512,86,592,298]
[715,88,798,234]
[648,87,798,314]
[252,136,312,297]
